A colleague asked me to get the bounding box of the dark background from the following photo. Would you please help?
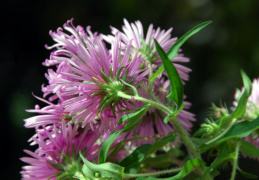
[1,0,259,179]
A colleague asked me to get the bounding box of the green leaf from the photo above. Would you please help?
[118,107,148,124]
[231,70,252,120]
[149,21,212,83]
[98,106,149,164]
[80,152,125,180]
[98,130,124,164]
[122,106,149,132]
[143,153,173,169]
[149,65,164,83]
[202,143,236,178]
[146,134,176,156]
[164,115,171,123]
[241,70,252,95]
[119,134,176,173]
[240,139,259,158]
[119,144,152,173]
[154,40,184,110]
[171,159,206,179]
[167,21,212,60]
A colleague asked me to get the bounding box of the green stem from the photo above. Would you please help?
[118,91,200,159]
[230,140,241,180]
[118,91,212,179]
[171,117,201,159]
[117,91,172,115]
[124,167,182,178]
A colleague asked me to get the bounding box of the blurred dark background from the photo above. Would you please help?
[1,0,259,179]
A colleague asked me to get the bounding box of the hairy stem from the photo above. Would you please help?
[171,117,201,159]
[230,140,241,180]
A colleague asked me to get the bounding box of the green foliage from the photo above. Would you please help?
[79,153,125,180]
[239,139,259,158]
[98,130,124,164]
[119,144,152,173]
[152,21,212,118]
[230,70,252,120]
[154,39,184,111]
[149,21,212,84]
[202,143,236,178]
[196,71,252,146]
[119,134,176,173]
[98,106,149,164]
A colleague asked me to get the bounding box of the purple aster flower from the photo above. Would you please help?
[43,19,148,130]
[102,19,192,82]
[20,120,101,179]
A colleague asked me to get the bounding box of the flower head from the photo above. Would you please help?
[20,121,101,179]
[42,19,148,130]
[102,19,192,82]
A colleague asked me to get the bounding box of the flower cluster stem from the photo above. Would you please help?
[171,117,201,159]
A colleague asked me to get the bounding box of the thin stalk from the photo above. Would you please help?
[117,91,172,115]
[230,140,241,180]
[124,167,182,178]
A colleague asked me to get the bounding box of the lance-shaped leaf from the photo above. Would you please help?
[231,70,252,120]
[119,144,152,173]
[80,152,125,180]
[239,139,259,158]
[167,21,212,60]
[119,134,176,173]
[154,40,184,110]
[98,106,149,164]
[98,130,124,164]
[149,21,212,83]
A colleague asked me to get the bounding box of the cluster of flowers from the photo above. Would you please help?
[20,19,195,179]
